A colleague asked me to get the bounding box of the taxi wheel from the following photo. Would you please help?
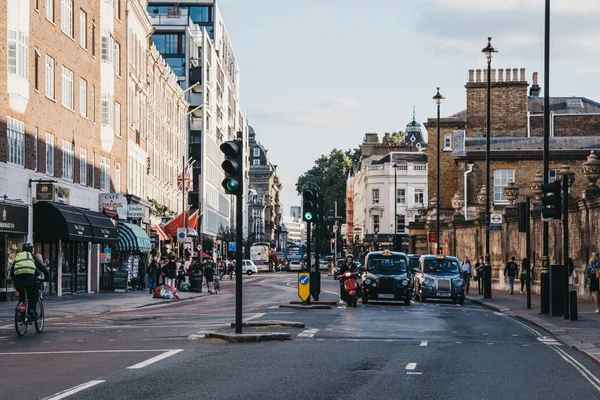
[362,296,368,304]
[404,297,411,306]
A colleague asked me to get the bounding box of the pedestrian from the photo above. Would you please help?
[148,257,159,293]
[166,255,177,287]
[504,256,519,295]
[519,258,530,294]
[460,256,472,295]
[204,261,215,294]
[567,257,576,290]
[585,252,600,313]
[176,260,186,290]
[137,254,147,290]
[474,256,485,295]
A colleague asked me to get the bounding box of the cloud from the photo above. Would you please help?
[253,98,359,126]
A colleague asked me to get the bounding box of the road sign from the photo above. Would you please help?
[428,232,437,243]
[490,213,503,230]
[297,272,310,302]
[228,241,236,251]
[333,225,338,233]
[177,228,187,243]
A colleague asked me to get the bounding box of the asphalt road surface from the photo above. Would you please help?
[1,273,599,400]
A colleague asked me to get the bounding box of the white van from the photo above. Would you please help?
[242,260,259,275]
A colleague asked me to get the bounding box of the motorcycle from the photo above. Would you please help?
[339,270,360,308]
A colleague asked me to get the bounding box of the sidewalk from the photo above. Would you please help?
[466,289,600,366]
[0,286,209,319]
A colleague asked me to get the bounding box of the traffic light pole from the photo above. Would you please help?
[235,189,243,334]
[563,175,569,320]
[541,0,551,314]
[525,196,531,309]
[305,221,311,305]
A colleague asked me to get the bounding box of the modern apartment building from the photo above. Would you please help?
[147,0,247,241]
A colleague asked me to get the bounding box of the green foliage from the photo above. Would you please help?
[382,131,406,145]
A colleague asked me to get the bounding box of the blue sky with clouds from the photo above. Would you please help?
[218,0,600,212]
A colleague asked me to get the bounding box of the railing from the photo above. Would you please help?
[148,10,189,26]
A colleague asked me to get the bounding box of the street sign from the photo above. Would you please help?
[177,228,187,243]
[228,241,236,251]
[333,225,338,233]
[298,272,310,302]
[428,232,437,243]
[490,213,503,230]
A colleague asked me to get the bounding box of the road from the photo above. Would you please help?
[1,273,599,400]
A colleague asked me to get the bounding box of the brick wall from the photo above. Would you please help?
[530,114,600,137]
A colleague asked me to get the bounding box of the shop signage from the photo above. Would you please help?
[0,203,28,234]
[113,271,128,291]
[127,205,145,218]
[100,193,125,208]
[428,232,438,243]
[116,206,128,219]
[36,183,55,201]
[55,186,70,204]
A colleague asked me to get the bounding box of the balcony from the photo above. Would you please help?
[148,8,189,26]
[189,67,202,89]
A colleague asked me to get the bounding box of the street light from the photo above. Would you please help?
[482,36,497,299]
[433,87,444,255]
[393,164,400,251]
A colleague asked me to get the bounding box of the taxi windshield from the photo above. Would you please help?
[424,259,460,274]
[367,256,407,274]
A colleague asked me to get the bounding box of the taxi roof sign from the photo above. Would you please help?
[381,250,393,257]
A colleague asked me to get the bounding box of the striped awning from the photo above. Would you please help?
[116,222,151,253]
[152,225,171,242]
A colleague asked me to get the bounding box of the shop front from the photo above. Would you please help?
[113,222,151,292]
[0,202,29,301]
[33,201,117,296]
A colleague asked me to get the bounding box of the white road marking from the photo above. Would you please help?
[537,337,562,346]
[43,379,105,400]
[0,349,174,356]
[510,318,542,337]
[523,344,530,347]
[482,333,488,336]
[298,328,319,338]
[420,341,428,347]
[551,345,600,392]
[244,313,265,322]
[512,334,519,337]
[127,349,183,369]
[455,342,462,344]
[406,372,423,375]
[487,343,494,345]
[405,363,417,370]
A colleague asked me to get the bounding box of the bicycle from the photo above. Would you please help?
[14,277,45,336]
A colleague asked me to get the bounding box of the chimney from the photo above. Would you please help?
[529,72,541,97]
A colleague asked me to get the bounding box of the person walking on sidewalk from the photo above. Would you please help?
[461,256,473,295]
[137,254,147,291]
[567,258,577,291]
[585,252,600,313]
[504,256,519,295]
[148,257,159,293]
[518,258,529,294]
[474,256,485,295]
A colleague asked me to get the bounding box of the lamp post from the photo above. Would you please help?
[482,37,497,299]
[433,88,444,255]
[393,163,399,251]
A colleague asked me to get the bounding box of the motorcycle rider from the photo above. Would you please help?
[10,242,50,319]
[339,254,362,298]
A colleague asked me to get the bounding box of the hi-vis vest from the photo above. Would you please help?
[13,252,36,276]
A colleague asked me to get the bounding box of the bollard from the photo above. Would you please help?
[569,290,578,321]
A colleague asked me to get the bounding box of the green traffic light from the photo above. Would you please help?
[225,179,239,192]
[304,212,313,221]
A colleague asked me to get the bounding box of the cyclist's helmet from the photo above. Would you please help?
[22,242,34,253]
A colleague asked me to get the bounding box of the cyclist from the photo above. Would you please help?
[10,242,50,319]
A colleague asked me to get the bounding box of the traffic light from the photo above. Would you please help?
[302,189,315,222]
[219,140,243,195]
[330,238,335,254]
[541,180,562,220]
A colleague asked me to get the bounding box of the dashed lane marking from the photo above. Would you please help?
[420,341,428,347]
[298,328,319,338]
[406,372,423,375]
[127,349,184,369]
[42,379,105,400]
[405,363,417,370]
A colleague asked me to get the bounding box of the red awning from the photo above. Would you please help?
[152,225,170,242]
[200,252,211,258]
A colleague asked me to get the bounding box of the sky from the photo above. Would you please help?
[217,0,600,213]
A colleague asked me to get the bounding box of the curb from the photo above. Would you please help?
[230,320,305,328]
[279,304,332,310]
[468,297,600,367]
[289,301,338,306]
[205,332,291,343]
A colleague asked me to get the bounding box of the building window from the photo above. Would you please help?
[100,156,110,191]
[414,189,424,205]
[45,55,55,99]
[253,148,260,157]
[80,147,87,186]
[61,0,73,37]
[114,41,120,75]
[46,133,55,175]
[34,127,39,171]
[396,188,405,204]
[115,0,121,20]
[79,78,87,116]
[8,30,28,79]
[34,49,40,90]
[549,169,561,183]
[101,92,113,127]
[91,21,96,56]
[46,0,54,22]
[79,10,87,49]
[7,117,25,167]
[396,215,406,234]
[372,188,380,204]
[253,159,260,166]
[443,133,452,150]
[91,85,96,122]
[101,29,113,64]
[115,162,121,192]
[494,169,514,204]
[61,66,74,110]
[372,215,380,233]
[115,102,121,137]
[61,140,74,180]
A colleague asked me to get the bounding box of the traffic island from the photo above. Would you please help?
[230,320,305,328]
[279,304,332,310]
[205,332,291,343]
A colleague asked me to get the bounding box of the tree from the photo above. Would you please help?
[382,131,406,146]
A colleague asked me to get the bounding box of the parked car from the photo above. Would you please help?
[242,259,258,275]
[289,261,302,271]
[413,254,464,304]
[361,250,411,305]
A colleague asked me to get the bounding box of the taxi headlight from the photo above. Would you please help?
[401,279,409,286]
[424,278,434,286]
[364,278,373,285]
[454,278,464,286]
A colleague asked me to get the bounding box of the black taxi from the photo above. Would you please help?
[413,254,465,304]
[361,250,411,306]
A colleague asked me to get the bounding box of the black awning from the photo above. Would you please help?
[34,202,94,242]
[78,208,118,244]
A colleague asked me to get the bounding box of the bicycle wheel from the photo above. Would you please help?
[34,301,44,332]
[14,305,28,336]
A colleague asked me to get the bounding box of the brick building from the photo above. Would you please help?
[413,66,600,261]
